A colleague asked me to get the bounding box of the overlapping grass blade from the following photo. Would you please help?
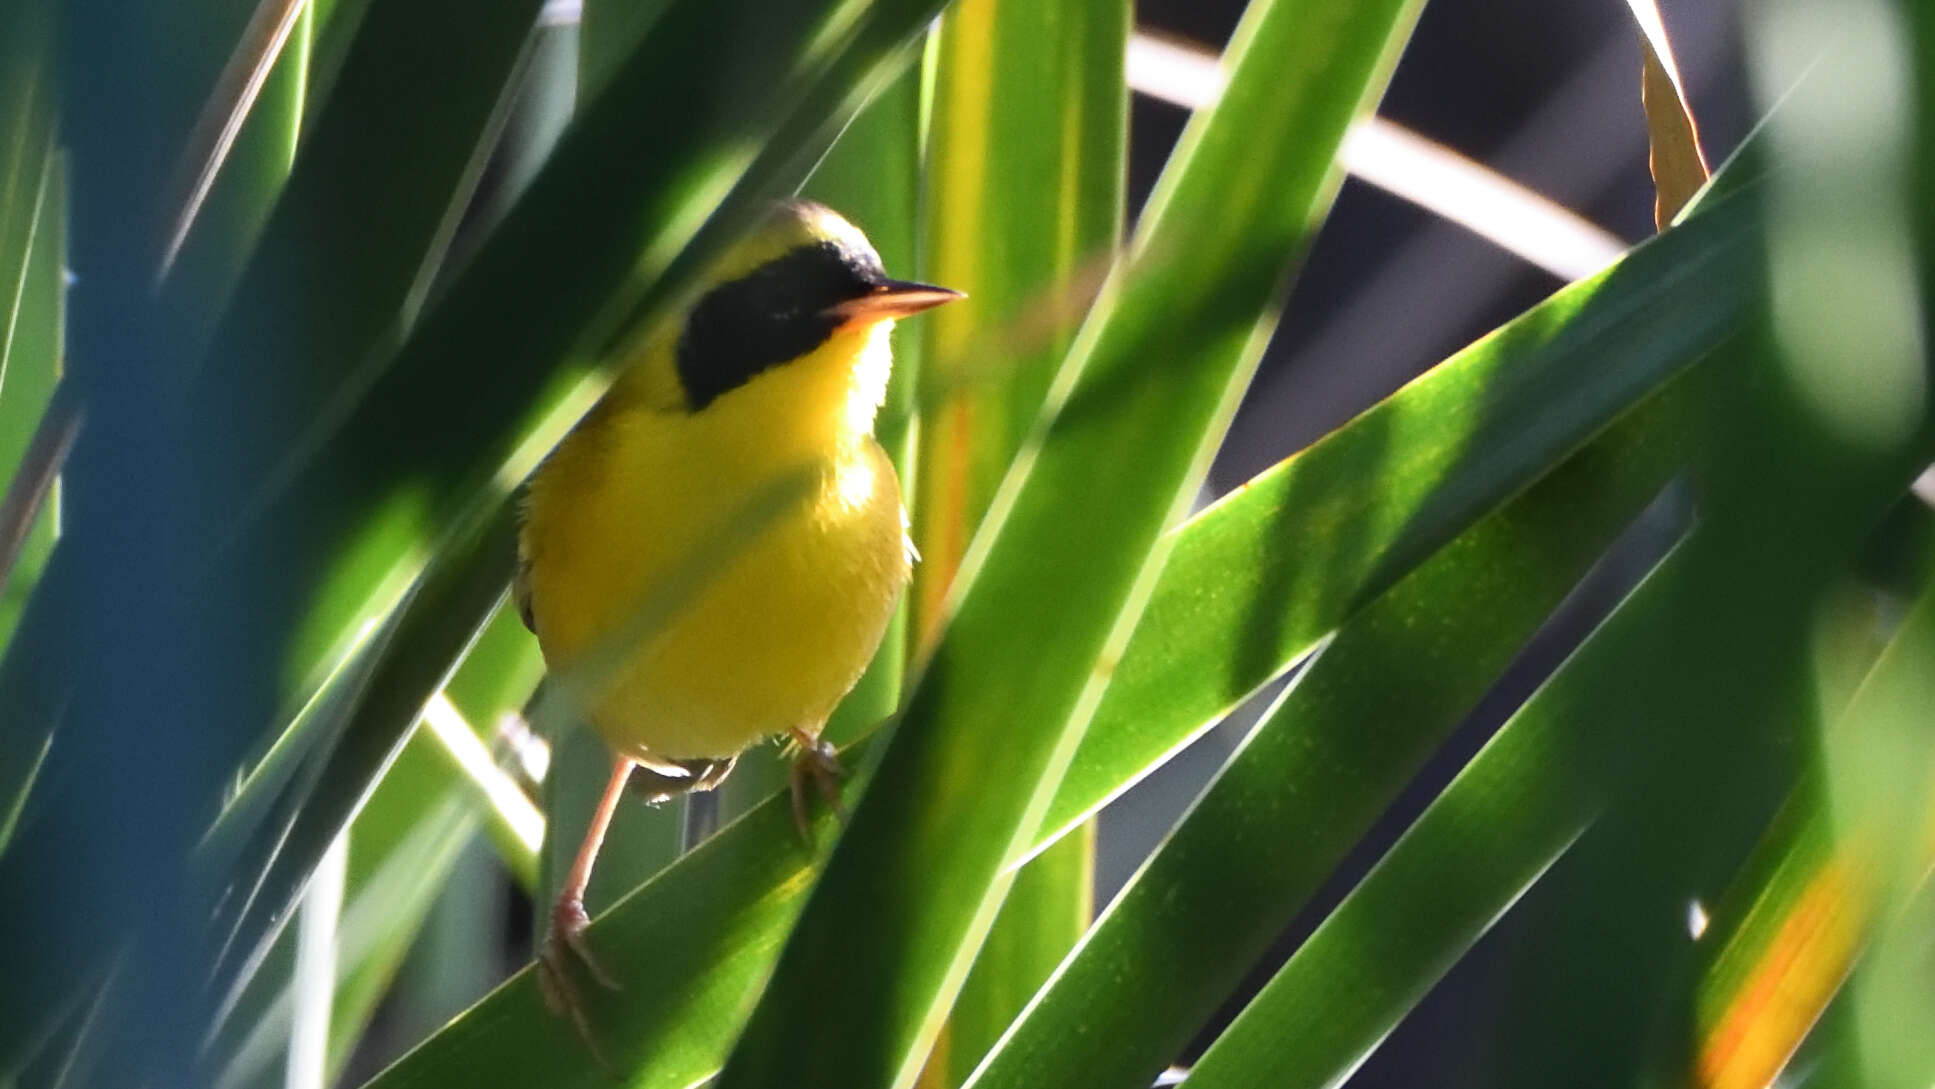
[907,3,1125,1077]
[173,0,547,708]
[0,7,550,1058]
[909,0,1126,633]
[0,154,63,649]
[941,829,1092,1087]
[1683,558,1935,1088]
[3,2,311,1075]
[353,61,1791,1089]
[319,610,544,1083]
[159,0,313,330]
[214,0,950,724]
[1178,305,1935,1089]
[711,2,1426,1086]
[1665,525,1935,1088]
[0,61,61,853]
[205,738,483,1089]
[1033,171,1763,851]
[718,62,927,817]
[966,372,1693,1089]
[436,604,547,887]
[207,591,544,1089]
[1485,24,1934,1076]
[0,0,56,406]
[1166,543,1736,1086]
[0,0,61,643]
[176,0,540,385]
[174,8,952,962]
[199,498,517,1016]
[362,784,834,1089]
[1681,769,1865,1088]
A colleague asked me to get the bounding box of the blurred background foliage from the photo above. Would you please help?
[1,0,1933,1087]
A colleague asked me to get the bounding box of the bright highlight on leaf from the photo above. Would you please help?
[421,693,545,856]
[160,0,311,276]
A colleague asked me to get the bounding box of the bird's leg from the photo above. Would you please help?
[786,726,847,841]
[537,755,631,1051]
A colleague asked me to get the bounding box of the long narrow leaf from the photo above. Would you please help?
[359,73,1779,1089]
[159,0,313,327]
[1180,323,1935,1089]
[718,61,930,815]
[214,0,948,720]
[1034,169,1764,851]
[968,369,1694,1089]
[910,0,1127,634]
[909,4,1125,1078]
[713,2,1427,1087]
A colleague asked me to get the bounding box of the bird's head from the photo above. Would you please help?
[670,201,961,413]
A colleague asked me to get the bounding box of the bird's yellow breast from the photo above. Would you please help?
[519,321,910,763]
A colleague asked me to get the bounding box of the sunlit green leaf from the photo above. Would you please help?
[909,0,1126,634]
[714,2,1425,1086]
[969,368,1694,1089]
[159,0,312,337]
[1035,167,1764,852]
[356,62,1777,1089]
[1180,321,1935,1088]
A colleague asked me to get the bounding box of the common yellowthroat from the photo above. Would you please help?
[516,201,960,1027]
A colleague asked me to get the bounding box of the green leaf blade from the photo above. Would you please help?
[361,789,826,1089]
[1036,177,1766,850]
[910,0,1127,633]
[1181,333,1935,1089]
[966,363,1693,1089]
[713,2,1427,1087]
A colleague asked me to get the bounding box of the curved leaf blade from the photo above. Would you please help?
[1034,171,1764,851]
[967,373,1694,1089]
[712,2,1428,1087]
[1180,332,1935,1089]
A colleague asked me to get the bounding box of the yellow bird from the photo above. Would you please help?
[515,200,959,1023]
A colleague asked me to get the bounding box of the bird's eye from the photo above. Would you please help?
[676,242,885,411]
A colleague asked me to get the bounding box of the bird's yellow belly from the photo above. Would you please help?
[523,420,909,763]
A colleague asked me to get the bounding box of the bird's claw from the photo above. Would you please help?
[787,731,847,842]
[537,898,619,1068]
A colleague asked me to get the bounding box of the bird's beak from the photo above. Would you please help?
[825,280,965,325]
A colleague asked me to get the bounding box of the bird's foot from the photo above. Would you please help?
[786,728,847,842]
[537,896,619,1066]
